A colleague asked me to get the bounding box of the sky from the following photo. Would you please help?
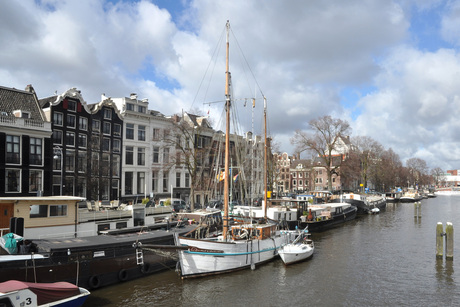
[2,0,460,171]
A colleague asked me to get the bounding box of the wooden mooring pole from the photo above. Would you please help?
[414,202,421,218]
[436,222,454,260]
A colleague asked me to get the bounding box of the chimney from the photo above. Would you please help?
[25,84,35,94]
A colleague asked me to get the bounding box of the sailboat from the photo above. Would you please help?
[175,21,285,278]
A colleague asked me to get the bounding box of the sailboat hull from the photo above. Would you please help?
[176,234,285,278]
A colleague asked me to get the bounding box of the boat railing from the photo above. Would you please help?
[145,206,173,215]
[38,230,94,240]
[78,210,133,222]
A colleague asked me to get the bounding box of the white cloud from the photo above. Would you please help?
[2,0,460,170]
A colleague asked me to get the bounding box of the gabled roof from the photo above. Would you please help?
[0,85,46,121]
[39,88,92,114]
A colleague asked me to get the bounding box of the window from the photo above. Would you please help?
[163,173,168,192]
[293,180,297,186]
[113,139,121,153]
[102,153,110,176]
[6,135,20,164]
[78,134,87,148]
[91,152,99,173]
[293,173,297,178]
[138,105,146,113]
[185,173,190,187]
[79,117,88,131]
[103,137,110,152]
[67,114,76,128]
[52,130,62,145]
[78,151,87,173]
[137,172,145,194]
[126,103,135,111]
[112,155,120,177]
[114,124,121,137]
[163,148,169,163]
[50,205,67,217]
[125,172,133,194]
[103,122,111,135]
[92,120,101,133]
[152,128,160,140]
[138,148,145,166]
[65,150,75,172]
[299,180,303,186]
[29,170,42,192]
[152,171,158,192]
[153,147,159,163]
[104,108,112,119]
[6,169,20,192]
[176,173,181,187]
[30,138,42,165]
[126,146,134,165]
[53,112,63,126]
[65,132,75,146]
[138,125,146,141]
[299,172,303,178]
[67,100,76,111]
[30,205,48,218]
[126,123,134,139]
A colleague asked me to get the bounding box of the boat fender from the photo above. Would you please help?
[89,275,101,289]
[141,263,150,274]
[118,269,128,281]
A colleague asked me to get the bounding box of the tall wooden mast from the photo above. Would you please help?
[263,97,268,218]
[223,21,230,240]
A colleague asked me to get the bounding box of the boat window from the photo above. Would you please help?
[30,205,48,218]
[50,205,67,217]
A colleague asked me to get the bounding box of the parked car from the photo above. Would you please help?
[159,198,187,212]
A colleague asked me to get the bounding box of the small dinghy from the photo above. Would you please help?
[278,228,314,265]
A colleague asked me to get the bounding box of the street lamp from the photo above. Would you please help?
[53,146,63,196]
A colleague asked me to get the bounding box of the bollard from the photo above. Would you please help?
[436,222,444,259]
[446,222,454,260]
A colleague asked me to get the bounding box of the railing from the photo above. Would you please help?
[145,206,173,215]
[0,116,51,131]
[38,230,95,240]
[78,210,132,222]
[0,228,10,237]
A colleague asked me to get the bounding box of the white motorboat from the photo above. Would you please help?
[278,228,314,265]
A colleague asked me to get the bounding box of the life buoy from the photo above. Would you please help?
[140,263,150,274]
[118,269,128,281]
[88,275,101,289]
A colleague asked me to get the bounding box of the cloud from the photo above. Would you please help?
[2,0,460,170]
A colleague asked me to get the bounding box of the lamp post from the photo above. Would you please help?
[53,145,63,196]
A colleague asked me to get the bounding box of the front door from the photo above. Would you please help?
[0,203,14,229]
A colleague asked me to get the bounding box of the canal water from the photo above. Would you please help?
[86,195,460,306]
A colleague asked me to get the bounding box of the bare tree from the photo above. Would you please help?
[164,113,214,210]
[431,167,445,187]
[291,115,351,191]
[352,136,383,191]
[406,157,428,188]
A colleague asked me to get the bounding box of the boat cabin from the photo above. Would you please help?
[231,223,277,241]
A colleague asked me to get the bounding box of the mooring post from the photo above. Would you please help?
[436,222,444,259]
[414,202,421,218]
[446,222,454,260]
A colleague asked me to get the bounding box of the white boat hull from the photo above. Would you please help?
[176,233,286,278]
[278,243,314,265]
